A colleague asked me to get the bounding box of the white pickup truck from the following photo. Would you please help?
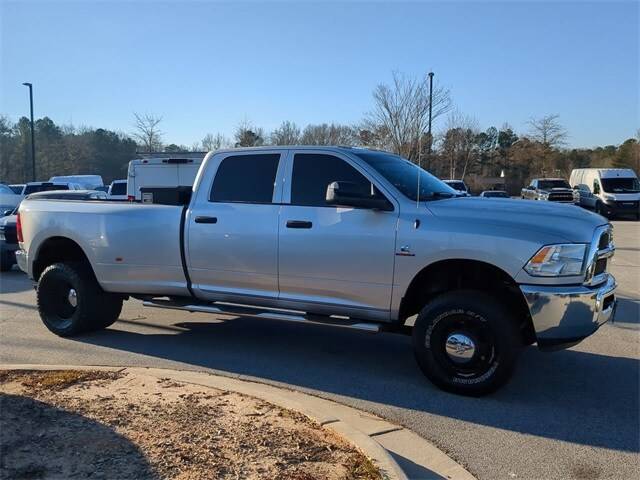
[16,147,617,395]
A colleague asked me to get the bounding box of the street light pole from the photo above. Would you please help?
[426,72,434,166]
[22,82,36,182]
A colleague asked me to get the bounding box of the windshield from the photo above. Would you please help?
[601,177,640,193]
[538,179,570,190]
[353,150,458,201]
[0,184,14,194]
[24,184,70,194]
[110,182,127,195]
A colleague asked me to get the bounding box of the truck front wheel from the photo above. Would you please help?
[412,290,521,396]
[37,262,123,337]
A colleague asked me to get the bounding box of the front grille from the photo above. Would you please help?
[599,231,611,249]
[548,193,574,202]
[614,201,639,210]
[594,258,607,276]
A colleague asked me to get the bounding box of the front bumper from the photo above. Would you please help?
[601,200,639,217]
[520,273,617,350]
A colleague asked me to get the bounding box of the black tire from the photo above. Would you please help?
[412,290,521,396]
[595,202,608,218]
[36,262,123,337]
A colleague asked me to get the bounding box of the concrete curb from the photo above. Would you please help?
[1,364,475,480]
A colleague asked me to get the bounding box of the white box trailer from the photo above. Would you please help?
[126,156,204,201]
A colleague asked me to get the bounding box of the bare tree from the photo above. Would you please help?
[234,120,264,147]
[202,133,229,151]
[527,114,568,148]
[299,123,358,146]
[527,114,568,173]
[132,113,163,152]
[364,71,451,162]
[270,121,301,145]
[439,110,479,180]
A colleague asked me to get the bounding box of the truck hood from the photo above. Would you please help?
[426,197,605,243]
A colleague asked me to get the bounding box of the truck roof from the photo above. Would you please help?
[207,146,380,157]
[572,168,637,178]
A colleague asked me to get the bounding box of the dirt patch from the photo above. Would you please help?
[0,370,381,480]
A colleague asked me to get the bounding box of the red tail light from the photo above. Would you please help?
[16,212,23,243]
[127,195,135,202]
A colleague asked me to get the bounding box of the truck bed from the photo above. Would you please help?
[19,199,189,296]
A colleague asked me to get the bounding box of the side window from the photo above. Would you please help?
[210,154,280,203]
[291,154,375,207]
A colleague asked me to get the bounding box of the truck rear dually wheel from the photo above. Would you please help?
[412,290,521,396]
[37,262,123,337]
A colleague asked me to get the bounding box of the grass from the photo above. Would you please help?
[0,369,121,392]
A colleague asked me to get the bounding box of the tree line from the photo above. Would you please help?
[1,72,638,192]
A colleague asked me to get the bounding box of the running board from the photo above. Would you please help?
[142,299,381,333]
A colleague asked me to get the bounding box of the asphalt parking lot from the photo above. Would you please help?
[1,220,638,480]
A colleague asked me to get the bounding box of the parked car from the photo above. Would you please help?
[521,178,574,203]
[0,206,18,271]
[9,184,25,195]
[49,175,104,190]
[0,184,21,216]
[570,168,639,220]
[17,146,617,396]
[1,190,105,271]
[22,182,82,195]
[480,190,510,198]
[127,157,203,201]
[107,179,128,200]
[442,179,470,196]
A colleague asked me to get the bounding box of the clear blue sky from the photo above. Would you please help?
[1,0,638,148]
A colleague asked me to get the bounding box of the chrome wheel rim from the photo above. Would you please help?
[445,333,476,364]
[67,288,78,308]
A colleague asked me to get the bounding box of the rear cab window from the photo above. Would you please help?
[210,153,280,203]
[110,182,127,195]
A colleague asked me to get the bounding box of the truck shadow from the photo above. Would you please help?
[1,393,157,479]
[0,269,33,294]
[76,312,640,454]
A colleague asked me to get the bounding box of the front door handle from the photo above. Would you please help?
[286,220,312,229]
[194,216,218,224]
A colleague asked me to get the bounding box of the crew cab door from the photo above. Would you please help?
[277,151,398,321]
[186,150,285,302]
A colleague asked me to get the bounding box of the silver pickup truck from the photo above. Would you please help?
[16,147,617,395]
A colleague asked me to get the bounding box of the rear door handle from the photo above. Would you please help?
[194,216,217,224]
[286,220,312,229]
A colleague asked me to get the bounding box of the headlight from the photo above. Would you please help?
[524,244,587,277]
[538,193,549,200]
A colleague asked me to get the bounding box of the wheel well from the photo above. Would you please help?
[33,237,92,281]
[399,259,536,345]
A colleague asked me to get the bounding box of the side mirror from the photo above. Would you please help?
[326,181,393,211]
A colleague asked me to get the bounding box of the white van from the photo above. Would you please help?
[126,157,203,201]
[570,168,639,219]
[49,175,104,190]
